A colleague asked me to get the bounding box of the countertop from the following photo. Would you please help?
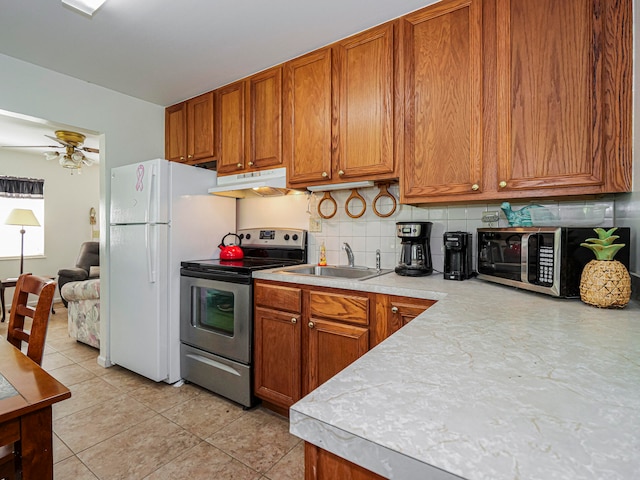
[253,267,640,480]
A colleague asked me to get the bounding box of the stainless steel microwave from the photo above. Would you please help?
[477,227,631,297]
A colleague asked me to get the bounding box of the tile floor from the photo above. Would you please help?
[1,303,304,479]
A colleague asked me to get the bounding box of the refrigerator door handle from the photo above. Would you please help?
[145,224,157,283]
[145,163,155,224]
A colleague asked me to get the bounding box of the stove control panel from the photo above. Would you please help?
[238,228,307,249]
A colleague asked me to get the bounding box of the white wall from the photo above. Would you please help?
[0,53,165,367]
[0,149,100,298]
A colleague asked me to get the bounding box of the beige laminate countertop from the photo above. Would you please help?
[253,267,640,480]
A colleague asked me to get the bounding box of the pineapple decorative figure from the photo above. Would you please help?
[579,228,631,308]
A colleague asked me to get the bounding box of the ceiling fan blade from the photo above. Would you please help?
[45,134,72,147]
[80,146,99,154]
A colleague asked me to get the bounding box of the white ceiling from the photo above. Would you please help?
[0,0,436,153]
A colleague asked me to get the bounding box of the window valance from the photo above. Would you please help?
[0,176,44,198]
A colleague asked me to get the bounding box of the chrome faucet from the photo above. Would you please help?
[343,242,355,267]
[376,249,381,272]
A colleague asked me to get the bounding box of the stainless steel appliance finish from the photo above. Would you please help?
[443,231,473,280]
[180,228,307,407]
[477,227,631,297]
[395,221,433,276]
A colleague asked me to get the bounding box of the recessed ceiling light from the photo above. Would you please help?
[61,0,107,17]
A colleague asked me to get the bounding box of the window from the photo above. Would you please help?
[0,177,45,259]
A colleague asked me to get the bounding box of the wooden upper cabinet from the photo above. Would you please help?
[284,48,333,186]
[165,102,187,163]
[495,0,632,195]
[333,22,396,180]
[247,66,283,170]
[216,80,246,175]
[186,92,215,163]
[165,93,216,165]
[401,0,483,202]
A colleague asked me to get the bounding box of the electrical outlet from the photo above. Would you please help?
[309,217,322,232]
[481,211,500,223]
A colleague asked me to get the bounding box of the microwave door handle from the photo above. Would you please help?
[520,233,532,283]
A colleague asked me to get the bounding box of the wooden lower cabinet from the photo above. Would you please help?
[305,443,386,480]
[254,281,436,413]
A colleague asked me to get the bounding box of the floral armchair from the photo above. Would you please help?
[60,278,100,349]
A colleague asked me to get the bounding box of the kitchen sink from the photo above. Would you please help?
[274,264,392,281]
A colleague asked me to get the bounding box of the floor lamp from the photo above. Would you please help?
[5,208,41,275]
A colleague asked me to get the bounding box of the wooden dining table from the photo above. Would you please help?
[0,340,71,479]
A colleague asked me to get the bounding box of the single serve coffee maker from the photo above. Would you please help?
[443,231,473,280]
[395,221,433,276]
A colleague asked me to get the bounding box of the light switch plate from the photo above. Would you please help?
[309,217,322,232]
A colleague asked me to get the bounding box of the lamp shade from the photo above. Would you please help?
[5,208,41,227]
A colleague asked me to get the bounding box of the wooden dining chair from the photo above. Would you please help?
[1,274,57,480]
[6,273,56,366]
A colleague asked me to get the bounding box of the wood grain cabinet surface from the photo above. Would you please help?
[165,91,216,165]
[401,0,632,203]
[216,80,247,175]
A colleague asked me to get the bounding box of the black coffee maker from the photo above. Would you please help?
[443,231,473,280]
[395,222,433,276]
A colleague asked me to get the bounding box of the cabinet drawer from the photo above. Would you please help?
[255,282,302,313]
[309,291,369,325]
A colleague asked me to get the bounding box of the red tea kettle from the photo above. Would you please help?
[218,233,244,260]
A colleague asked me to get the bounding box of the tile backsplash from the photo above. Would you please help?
[237,185,617,274]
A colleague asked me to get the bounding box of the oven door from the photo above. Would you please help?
[180,271,252,365]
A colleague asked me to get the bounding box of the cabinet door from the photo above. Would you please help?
[401,0,483,201]
[495,0,631,195]
[254,306,301,408]
[165,102,186,163]
[247,66,283,170]
[306,318,368,393]
[284,48,333,186]
[333,22,395,180]
[186,92,215,163]
[387,296,435,335]
[216,80,246,175]
[305,443,386,480]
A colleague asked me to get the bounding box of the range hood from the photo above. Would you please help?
[207,167,290,198]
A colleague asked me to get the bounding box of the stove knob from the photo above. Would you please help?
[245,233,251,240]
[292,234,299,241]
[284,234,290,241]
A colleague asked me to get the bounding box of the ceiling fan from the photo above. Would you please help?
[3,130,99,172]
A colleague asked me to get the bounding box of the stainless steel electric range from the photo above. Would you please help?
[179,228,307,407]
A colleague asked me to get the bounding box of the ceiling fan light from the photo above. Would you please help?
[71,151,85,162]
[44,151,60,161]
[61,0,107,16]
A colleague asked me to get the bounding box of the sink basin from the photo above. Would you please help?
[274,264,392,281]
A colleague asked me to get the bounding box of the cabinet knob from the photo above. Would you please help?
[248,161,254,167]
[499,181,507,188]
[291,318,297,324]
[471,184,479,191]
[180,156,185,161]
[338,170,345,176]
[391,306,399,313]
[308,321,315,329]
[237,163,243,168]
[321,172,328,178]
[188,154,193,159]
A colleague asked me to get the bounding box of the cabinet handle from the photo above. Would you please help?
[237,163,243,168]
[321,172,328,178]
[291,318,297,324]
[471,184,479,191]
[499,181,507,188]
[338,170,345,176]
[391,306,399,313]
[248,161,254,167]
[308,321,315,329]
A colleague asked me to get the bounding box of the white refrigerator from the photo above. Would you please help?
[109,158,235,383]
